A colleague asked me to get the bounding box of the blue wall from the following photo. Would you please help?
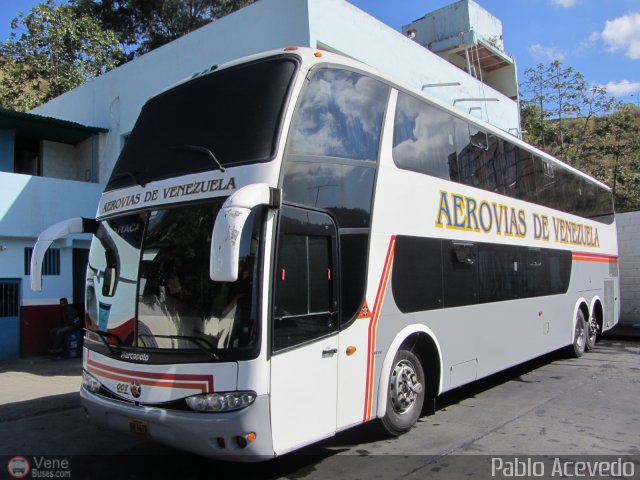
[0,130,15,173]
[0,318,20,361]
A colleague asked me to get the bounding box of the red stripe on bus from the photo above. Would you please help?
[572,252,618,263]
[363,236,396,422]
[88,365,208,393]
[87,359,214,392]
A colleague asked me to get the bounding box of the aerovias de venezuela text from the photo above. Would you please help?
[435,190,600,248]
[101,177,236,214]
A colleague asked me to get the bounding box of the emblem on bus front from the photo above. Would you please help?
[130,379,142,399]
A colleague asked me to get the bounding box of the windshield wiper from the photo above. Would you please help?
[85,327,123,355]
[170,144,226,172]
[107,171,145,187]
[138,333,221,359]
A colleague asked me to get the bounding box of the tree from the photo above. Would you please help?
[0,0,122,111]
[520,63,555,151]
[520,61,639,212]
[70,0,257,61]
[520,60,615,163]
[582,104,640,211]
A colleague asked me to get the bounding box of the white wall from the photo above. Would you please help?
[0,172,100,304]
[41,136,94,182]
[42,141,76,180]
[0,172,103,238]
[0,237,85,305]
[616,211,640,326]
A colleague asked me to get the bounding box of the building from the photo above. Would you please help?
[0,109,105,360]
[0,0,520,360]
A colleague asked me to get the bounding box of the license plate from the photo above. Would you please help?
[128,418,149,437]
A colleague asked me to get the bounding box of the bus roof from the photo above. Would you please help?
[156,46,611,193]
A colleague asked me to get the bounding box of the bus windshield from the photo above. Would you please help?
[86,199,262,359]
[106,56,298,191]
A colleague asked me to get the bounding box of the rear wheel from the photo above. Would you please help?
[381,349,425,436]
[585,314,598,351]
[571,310,587,358]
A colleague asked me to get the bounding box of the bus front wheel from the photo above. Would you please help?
[571,310,587,358]
[381,349,425,436]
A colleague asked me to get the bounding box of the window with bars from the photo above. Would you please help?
[24,248,61,276]
[0,281,19,318]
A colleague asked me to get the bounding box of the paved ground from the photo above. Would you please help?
[1,327,639,479]
[0,355,81,422]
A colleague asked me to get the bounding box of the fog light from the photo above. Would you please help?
[236,436,247,448]
[82,370,101,393]
[185,391,257,412]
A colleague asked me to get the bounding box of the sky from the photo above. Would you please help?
[0,0,638,102]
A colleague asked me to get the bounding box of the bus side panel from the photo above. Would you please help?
[365,152,619,414]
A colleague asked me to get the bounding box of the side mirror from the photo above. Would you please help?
[31,217,97,292]
[210,183,280,282]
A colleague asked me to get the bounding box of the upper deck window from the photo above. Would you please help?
[288,68,388,162]
[393,92,457,180]
[106,56,298,191]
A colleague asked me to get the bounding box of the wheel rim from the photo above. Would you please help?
[389,359,423,414]
[575,317,585,350]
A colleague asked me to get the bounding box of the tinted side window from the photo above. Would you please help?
[282,162,375,228]
[273,207,338,352]
[476,134,504,193]
[524,248,572,296]
[516,148,536,202]
[339,234,369,323]
[392,236,443,313]
[502,142,519,196]
[442,241,479,308]
[289,68,389,161]
[391,237,573,313]
[393,92,457,180]
[478,244,525,302]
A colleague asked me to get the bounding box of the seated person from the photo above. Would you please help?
[49,297,81,354]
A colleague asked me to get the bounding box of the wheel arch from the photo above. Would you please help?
[376,324,442,420]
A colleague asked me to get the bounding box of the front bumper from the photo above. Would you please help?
[80,387,275,461]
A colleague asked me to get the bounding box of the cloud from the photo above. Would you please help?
[596,80,640,97]
[549,0,578,7]
[592,12,640,60]
[529,44,567,62]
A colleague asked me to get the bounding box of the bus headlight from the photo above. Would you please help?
[185,391,256,412]
[82,370,101,393]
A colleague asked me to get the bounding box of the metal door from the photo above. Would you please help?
[0,279,21,361]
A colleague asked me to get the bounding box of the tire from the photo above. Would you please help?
[571,309,587,358]
[381,349,425,436]
[584,314,598,351]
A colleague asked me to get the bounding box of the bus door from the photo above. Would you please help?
[270,206,339,454]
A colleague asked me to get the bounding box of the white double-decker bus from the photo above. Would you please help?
[31,47,619,459]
